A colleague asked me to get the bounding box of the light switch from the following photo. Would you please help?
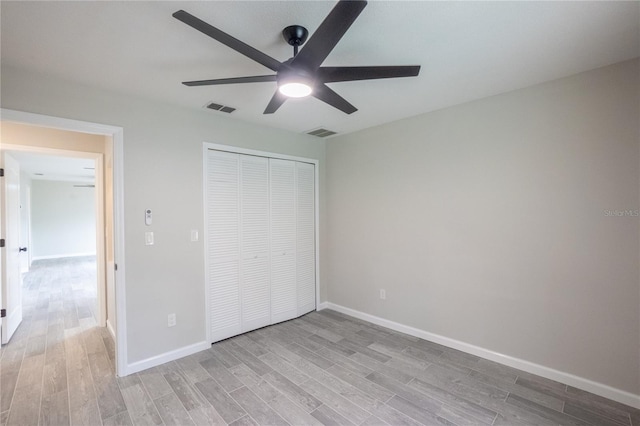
[190,230,199,242]
[145,231,154,246]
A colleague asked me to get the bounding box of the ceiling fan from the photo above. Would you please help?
[173,0,421,115]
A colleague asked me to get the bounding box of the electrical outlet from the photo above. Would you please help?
[379,289,386,300]
[168,313,176,327]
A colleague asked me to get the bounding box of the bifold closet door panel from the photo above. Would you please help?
[269,159,298,323]
[240,155,271,332]
[296,162,316,315]
[207,150,242,342]
[207,149,316,343]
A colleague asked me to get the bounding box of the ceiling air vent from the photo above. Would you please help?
[205,102,236,114]
[306,128,337,138]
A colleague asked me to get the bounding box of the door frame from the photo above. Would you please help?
[1,109,128,377]
[25,185,32,271]
[202,142,320,344]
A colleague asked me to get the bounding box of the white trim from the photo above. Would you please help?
[1,109,127,377]
[202,142,321,345]
[1,109,123,136]
[314,160,320,312]
[125,341,210,375]
[31,253,97,261]
[320,302,640,410]
[26,185,33,269]
[204,142,319,166]
[202,146,212,344]
[113,127,126,377]
[94,154,107,327]
[106,319,116,339]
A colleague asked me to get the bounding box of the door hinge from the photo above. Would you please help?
[0,239,4,248]
[114,263,118,271]
[1,309,6,318]
[0,168,4,177]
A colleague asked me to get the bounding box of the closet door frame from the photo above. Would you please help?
[202,142,319,344]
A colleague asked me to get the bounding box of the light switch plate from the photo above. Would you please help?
[191,230,199,242]
[145,231,154,245]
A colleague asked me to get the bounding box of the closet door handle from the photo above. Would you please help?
[19,247,27,252]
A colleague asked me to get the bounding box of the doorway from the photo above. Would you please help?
[2,142,108,329]
[0,109,127,378]
[12,150,103,321]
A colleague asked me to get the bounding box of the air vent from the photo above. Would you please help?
[306,128,337,138]
[205,102,236,114]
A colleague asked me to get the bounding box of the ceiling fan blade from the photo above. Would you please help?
[173,10,282,72]
[318,65,421,82]
[183,75,277,86]
[313,84,357,114]
[264,91,287,114]
[292,0,367,71]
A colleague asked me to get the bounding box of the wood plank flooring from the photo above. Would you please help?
[2,257,639,425]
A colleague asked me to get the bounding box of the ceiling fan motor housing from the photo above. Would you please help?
[282,25,309,47]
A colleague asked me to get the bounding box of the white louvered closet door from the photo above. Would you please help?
[296,162,316,315]
[206,150,241,342]
[269,159,298,323]
[240,154,271,332]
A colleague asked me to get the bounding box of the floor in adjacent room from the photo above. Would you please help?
[1,257,638,426]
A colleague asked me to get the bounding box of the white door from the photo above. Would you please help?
[296,162,316,315]
[240,155,271,331]
[1,153,23,344]
[269,159,297,323]
[206,150,242,342]
[205,146,318,343]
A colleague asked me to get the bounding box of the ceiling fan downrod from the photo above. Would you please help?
[282,25,308,56]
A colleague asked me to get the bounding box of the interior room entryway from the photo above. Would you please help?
[1,144,110,336]
[0,113,125,423]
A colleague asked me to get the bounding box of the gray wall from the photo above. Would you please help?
[31,180,96,259]
[1,65,326,364]
[325,59,640,394]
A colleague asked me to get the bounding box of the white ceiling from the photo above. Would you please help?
[9,151,95,183]
[1,1,638,136]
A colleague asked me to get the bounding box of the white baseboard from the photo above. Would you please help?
[106,320,116,339]
[319,302,640,409]
[32,252,96,261]
[124,341,210,376]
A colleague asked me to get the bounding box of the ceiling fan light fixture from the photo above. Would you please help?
[174,1,421,114]
[278,81,313,98]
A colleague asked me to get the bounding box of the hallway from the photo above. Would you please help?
[0,256,115,425]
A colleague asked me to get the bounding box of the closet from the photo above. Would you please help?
[205,148,316,343]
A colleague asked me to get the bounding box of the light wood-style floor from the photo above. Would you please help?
[1,257,639,426]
